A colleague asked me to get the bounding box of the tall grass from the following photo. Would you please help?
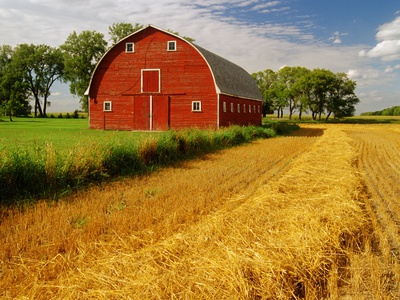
[0,125,278,205]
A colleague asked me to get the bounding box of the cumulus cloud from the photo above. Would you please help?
[361,16,400,61]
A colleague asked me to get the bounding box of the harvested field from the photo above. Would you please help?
[341,124,400,299]
[1,124,399,299]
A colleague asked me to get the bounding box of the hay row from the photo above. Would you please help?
[44,126,367,299]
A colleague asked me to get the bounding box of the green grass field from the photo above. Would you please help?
[0,116,279,204]
[0,117,151,150]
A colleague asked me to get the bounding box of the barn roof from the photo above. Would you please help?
[192,44,263,101]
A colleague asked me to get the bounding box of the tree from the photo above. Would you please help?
[252,66,360,120]
[0,45,32,119]
[307,69,334,120]
[9,44,63,117]
[60,30,107,111]
[108,22,144,44]
[252,69,276,116]
[276,66,309,119]
[325,72,359,120]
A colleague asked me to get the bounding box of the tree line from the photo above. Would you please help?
[360,105,400,116]
[252,67,359,120]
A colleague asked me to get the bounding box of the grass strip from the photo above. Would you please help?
[0,125,280,206]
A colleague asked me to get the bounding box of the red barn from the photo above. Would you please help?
[87,25,263,130]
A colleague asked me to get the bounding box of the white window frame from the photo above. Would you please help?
[167,41,177,51]
[125,43,134,53]
[243,104,246,113]
[223,101,227,113]
[249,104,251,113]
[230,103,234,113]
[192,101,202,112]
[237,103,240,113]
[103,101,112,112]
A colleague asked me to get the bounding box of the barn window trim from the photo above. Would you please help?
[103,101,112,112]
[192,101,202,112]
[230,103,234,113]
[125,43,134,53]
[237,103,240,113]
[223,101,227,113]
[167,41,177,51]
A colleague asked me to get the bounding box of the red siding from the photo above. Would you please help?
[89,27,260,130]
[219,95,262,127]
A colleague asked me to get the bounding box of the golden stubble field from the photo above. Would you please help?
[0,123,399,299]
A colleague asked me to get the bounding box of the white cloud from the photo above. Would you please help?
[385,64,400,73]
[361,16,400,61]
[376,16,400,41]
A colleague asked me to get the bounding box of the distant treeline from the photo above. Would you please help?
[360,106,400,116]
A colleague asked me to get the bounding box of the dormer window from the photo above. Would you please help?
[167,41,177,51]
[126,43,134,53]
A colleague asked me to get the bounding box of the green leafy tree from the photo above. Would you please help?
[60,30,107,111]
[108,22,144,44]
[253,66,359,120]
[9,44,63,117]
[276,66,310,119]
[252,69,276,116]
[306,69,333,120]
[0,45,32,119]
[325,72,359,120]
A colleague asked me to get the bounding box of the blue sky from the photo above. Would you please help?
[0,0,399,114]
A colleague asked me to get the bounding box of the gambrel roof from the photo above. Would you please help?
[192,44,263,101]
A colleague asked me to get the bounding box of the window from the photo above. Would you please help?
[237,103,240,113]
[126,43,134,53]
[231,103,234,113]
[167,41,177,51]
[243,104,246,113]
[192,101,202,112]
[254,105,256,113]
[104,101,112,111]
[258,105,261,113]
[249,105,251,113]
[223,102,227,112]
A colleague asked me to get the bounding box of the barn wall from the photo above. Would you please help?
[89,27,218,130]
[218,94,262,127]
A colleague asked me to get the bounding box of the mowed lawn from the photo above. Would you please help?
[0,117,151,150]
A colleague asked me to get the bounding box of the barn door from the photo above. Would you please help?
[141,69,160,93]
[153,95,169,131]
[134,96,151,130]
[134,95,169,131]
